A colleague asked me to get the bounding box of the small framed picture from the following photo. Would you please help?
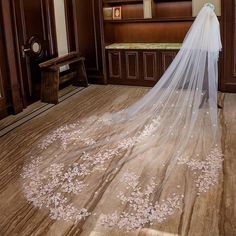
[113,6,122,20]
[103,7,113,20]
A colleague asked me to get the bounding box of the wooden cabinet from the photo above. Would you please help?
[107,48,178,86]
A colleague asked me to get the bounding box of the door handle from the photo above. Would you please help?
[23,48,31,52]
[21,46,31,58]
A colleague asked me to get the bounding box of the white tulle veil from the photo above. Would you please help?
[21,4,223,231]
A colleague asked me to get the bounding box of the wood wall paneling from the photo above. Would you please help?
[0,68,8,119]
[105,22,192,44]
[0,0,23,115]
[0,7,10,118]
[154,1,193,19]
[221,0,236,92]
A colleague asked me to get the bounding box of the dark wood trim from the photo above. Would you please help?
[220,0,236,92]
[44,0,58,58]
[0,4,9,118]
[104,17,195,23]
[0,68,8,119]
[1,0,23,114]
[99,0,108,84]
[64,0,76,52]
[11,0,27,107]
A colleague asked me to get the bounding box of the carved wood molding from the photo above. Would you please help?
[108,51,122,79]
[161,51,177,75]
[143,52,157,81]
[125,51,139,80]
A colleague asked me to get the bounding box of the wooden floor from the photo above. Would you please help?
[0,85,82,131]
[0,85,235,236]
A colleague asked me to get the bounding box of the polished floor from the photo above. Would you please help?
[0,85,235,236]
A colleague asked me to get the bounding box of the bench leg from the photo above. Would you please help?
[72,61,89,87]
[41,70,60,104]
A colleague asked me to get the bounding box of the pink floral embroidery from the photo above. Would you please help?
[101,172,183,231]
[21,117,223,229]
[177,148,223,194]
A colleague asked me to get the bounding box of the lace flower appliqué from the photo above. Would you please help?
[101,172,183,231]
[178,148,223,194]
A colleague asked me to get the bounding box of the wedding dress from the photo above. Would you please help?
[22,4,223,231]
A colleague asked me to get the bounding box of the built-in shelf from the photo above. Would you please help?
[104,17,194,23]
[105,43,182,50]
[103,1,193,87]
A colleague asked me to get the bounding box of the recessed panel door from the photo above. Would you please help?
[12,0,57,105]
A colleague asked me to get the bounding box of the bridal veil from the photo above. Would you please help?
[22,4,223,231]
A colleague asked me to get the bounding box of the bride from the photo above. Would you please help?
[21,3,223,232]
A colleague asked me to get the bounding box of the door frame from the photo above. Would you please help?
[11,0,58,107]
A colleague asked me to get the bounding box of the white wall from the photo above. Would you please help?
[53,0,69,56]
[192,0,221,16]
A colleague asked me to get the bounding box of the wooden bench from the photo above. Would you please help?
[39,52,88,104]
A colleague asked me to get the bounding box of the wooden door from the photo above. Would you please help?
[65,0,106,84]
[12,0,57,105]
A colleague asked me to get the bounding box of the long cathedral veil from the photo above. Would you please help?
[22,4,223,231]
